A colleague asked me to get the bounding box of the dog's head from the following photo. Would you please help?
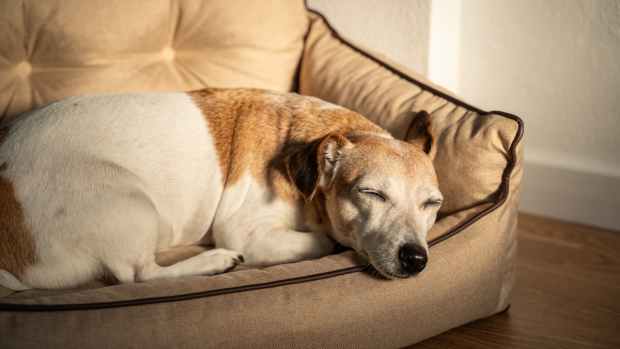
[286,112,442,278]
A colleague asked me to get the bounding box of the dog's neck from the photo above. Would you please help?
[191,88,386,235]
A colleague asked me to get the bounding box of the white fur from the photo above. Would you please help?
[0,270,30,290]
[211,174,334,266]
[0,92,334,290]
[0,93,225,288]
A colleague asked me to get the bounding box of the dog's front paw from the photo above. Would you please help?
[203,248,244,274]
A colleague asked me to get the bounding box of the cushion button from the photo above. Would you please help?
[15,61,32,77]
[161,47,175,61]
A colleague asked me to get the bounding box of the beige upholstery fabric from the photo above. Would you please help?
[0,0,308,120]
[0,4,523,349]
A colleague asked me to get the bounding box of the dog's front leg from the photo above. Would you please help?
[136,248,244,282]
[240,229,336,267]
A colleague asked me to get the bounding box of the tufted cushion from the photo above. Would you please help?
[0,0,308,121]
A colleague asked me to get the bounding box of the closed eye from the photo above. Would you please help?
[422,198,443,209]
[358,187,388,202]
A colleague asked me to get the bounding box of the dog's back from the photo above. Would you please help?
[0,92,224,289]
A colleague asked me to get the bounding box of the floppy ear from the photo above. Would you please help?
[285,134,351,201]
[406,110,434,154]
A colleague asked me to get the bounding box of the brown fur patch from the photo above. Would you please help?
[189,88,387,201]
[0,128,36,276]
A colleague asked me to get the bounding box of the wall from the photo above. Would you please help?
[308,0,620,230]
[458,0,620,230]
[307,0,431,74]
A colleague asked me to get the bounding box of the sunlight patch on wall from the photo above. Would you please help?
[428,0,462,93]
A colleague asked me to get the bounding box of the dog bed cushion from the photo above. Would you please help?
[0,3,523,348]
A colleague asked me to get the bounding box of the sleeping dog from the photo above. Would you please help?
[0,88,442,290]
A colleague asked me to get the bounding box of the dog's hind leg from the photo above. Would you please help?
[80,189,244,284]
[135,248,244,282]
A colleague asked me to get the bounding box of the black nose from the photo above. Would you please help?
[399,243,428,274]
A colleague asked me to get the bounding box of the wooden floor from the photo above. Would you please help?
[413,213,620,349]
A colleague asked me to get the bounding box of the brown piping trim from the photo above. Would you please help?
[499,304,511,314]
[430,111,523,246]
[0,5,524,312]
[0,265,370,312]
[302,8,487,114]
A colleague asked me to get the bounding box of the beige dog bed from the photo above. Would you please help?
[0,1,523,348]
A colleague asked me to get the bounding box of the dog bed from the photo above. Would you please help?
[0,1,523,348]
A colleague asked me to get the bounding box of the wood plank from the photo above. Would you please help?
[411,213,620,349]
